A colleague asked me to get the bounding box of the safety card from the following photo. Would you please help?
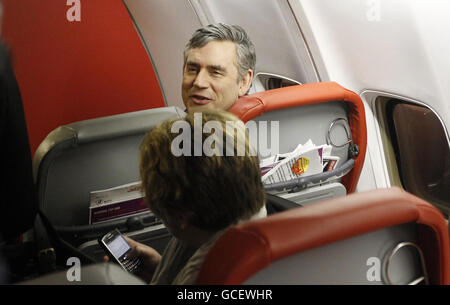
[89,182,148,224]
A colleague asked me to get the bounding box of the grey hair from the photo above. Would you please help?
[183,23,256,81]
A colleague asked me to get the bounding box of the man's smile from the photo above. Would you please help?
[190,94,213,105]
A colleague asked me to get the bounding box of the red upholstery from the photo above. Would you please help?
[196,187,450,284]
[229,82,367,194]
[2,0,165,154]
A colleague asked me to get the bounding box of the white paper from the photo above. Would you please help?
[261,140,336,185]
[89,181,143,208]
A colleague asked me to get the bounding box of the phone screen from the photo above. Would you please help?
[106,234,131,259]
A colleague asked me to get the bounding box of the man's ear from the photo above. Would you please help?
[238,69,254,97]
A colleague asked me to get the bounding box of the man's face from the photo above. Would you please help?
[182,40,252,111]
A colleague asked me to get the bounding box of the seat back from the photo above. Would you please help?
[196,187,450,285]
[33,107,185,242]
[229,82,367,194]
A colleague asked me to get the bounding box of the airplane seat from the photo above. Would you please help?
[32,106,186,262]
[229,82,367,199]
[196,187,450,284]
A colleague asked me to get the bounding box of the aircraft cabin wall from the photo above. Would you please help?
[1,0,165,154]
[1,0,380,193]
[291,0,450,214]
[124,0,319,109]
[3,0,447,211]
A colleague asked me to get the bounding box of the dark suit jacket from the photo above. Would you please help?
[0,41,37,241]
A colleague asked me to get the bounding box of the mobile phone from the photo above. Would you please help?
[99,229,142,274]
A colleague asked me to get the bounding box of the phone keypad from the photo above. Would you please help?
[121,256,142,273]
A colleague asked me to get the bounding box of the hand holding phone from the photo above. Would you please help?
[99,229,143,274]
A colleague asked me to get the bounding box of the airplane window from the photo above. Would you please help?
[386,101,450,217]
[267,77,298,90]
[253,73,301,92]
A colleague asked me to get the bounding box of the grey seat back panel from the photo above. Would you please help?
[19,263,145,285]
[279,182,346,206]
[252,101,350,203]
[243,223,423,285]
[250,101,350,161]
[42,134,144,226]
[36,106,185,226]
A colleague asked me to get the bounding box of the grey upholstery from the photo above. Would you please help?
[250,101,350,162]
[251,101,350,203]
[243,223,423,285]
[33,106,185,227]
[19,263,145,285]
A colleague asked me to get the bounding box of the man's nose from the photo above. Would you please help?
[193,69,209,88]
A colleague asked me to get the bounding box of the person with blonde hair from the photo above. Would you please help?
[124,110,266,284]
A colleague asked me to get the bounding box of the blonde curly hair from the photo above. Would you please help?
[139,110,264,231]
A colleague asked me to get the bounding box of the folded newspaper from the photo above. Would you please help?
[260,140,339,185]
[89,181,149,224]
